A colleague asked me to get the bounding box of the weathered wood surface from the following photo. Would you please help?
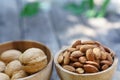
[0,0,120,80]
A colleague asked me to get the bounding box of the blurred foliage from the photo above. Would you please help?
[21,1,40,17]
[64,0,110,18]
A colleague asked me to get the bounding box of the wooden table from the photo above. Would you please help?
[0,0,120,80]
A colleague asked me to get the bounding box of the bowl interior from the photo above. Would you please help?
[0,41,51,63]
[54,48,118,76]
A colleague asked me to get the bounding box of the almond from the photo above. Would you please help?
[58,54,64,64]
[102,64,109,70]
[63,52,70,65]
[86,49,95,61]
[70,56,78,62]
[67,48,76,52]
[71,51,83,58]
[72,40,81,48]
[107,54,113,63]
[79,56,87,63]
[101,51,107,60]
[100,60,112,66]
[93,47,101,59]
[80,45,97,53]
[84,64,99,73]
[82,41,99,45]
[76,68,84,74]
[63,65,75,72]
[72,62,83,67]
[85,61,100,68]
[76,45,81,50]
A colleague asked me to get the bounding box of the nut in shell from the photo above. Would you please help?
[0,73,10,80]
[0,61,6,72]
[0,49,22,63]
[11,70,27,80]
[19,48,48,73]
[5,60,22,77]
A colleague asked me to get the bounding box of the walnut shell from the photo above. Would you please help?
[11,70,27,80]
[0,61,6,72]
[19,48,48,73]
[5,60,22,77]
[0,50,22,63]
[0,73,10,80]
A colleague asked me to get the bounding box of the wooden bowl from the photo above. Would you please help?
[0,41,53,80]
[54,48,118,80]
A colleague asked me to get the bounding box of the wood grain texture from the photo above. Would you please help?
[0,0,21,42]
[0,0,119,80]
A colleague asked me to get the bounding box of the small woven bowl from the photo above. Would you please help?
[0,41,53,80]
[54,47,118,80]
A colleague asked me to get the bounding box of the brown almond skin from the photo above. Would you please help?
[79,57,87,63]
[85,61,100,69]
[86,49,95,61]
[70,57,78,62]
[101,51,107,60]
[102,64,109,70]
[72,62,83,67]
[63,65,75,72]
[82,41,99,45]
[100,60,112,66]
[93,47,101,59]
[84,64,99,73]
[58,54,64,64]
[71,51,83,58]
[76,68,84,74]
[67,48,76,52]
[80,45,97,53]
[72,40,81,48]
[63,52,70,65]
[107,54,113,63]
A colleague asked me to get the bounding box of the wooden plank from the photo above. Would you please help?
[50,3,93,48]
[0,0,21,42]
[16,1,60,80]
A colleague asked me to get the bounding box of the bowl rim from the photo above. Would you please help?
[0,40,53,79]
[54,47,118,76]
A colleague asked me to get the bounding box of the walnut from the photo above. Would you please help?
[0,50,22,63]
[11,70,27,80]
[0,61,6,72]
[19,48,48,73]
[0,73,10,80]
[5,60,22,77]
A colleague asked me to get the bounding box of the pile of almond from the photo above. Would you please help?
[58,40,114,74]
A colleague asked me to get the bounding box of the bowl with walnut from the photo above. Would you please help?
[54,40,118,80]
[0,41,53,80]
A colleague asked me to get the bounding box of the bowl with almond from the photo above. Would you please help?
[54,40,118,80]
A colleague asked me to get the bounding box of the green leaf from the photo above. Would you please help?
[64,1,87,15]
[96,0,110,17]
[86,9,97,18]
[89,0,94,9]
[21,1,40,17]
